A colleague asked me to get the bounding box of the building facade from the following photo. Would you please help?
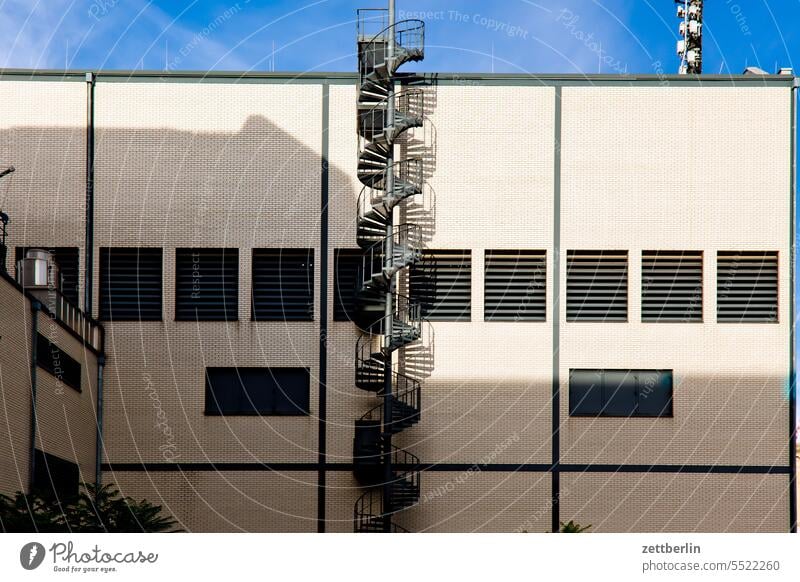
[0,67,795,532]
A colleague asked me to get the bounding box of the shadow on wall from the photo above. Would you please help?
[0,113,358,532]
[400,80,438,247]
[1,112,357,282]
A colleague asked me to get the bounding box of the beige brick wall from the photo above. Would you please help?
[0,76,792,532]
[108,469,317,532]
[0,276,99,495]
[34,308,99,485]
[560,86,792,467]
[0,277,34,494]
[404,471,552,532]
[561,471,790,532]
[93,82,327,465]
[0,80,86,297]
[327,85,557,467]
[325,469,552,533]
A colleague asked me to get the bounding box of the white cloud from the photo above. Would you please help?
[0,0,249,71]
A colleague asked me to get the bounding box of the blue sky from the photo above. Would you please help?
[1,1,799,410]
[0,1,797,75]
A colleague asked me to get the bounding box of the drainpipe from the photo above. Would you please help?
[84,72,95,315]
[28,300,41,492]
[94,354,105,489]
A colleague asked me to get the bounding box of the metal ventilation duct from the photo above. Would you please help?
[16,249,59,290]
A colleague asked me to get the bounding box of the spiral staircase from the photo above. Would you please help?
[352,7,427,533]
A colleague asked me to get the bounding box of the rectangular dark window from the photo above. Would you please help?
[717,251,778,323]
[15,247,80,305]
[409,250,471,321]
[33,449,80,501]
[484,250,546,321]
[205,367,310,416]
[566,250,628,322]
[641,251,703,322]
[175,248,238,321]
[334,249,363,322]
[569,369,673,417]
[99,248,162,321]
[252,249,314,321]
[36,333,82,392]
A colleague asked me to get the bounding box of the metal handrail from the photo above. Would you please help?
[386,445,421,516]
[357,18,425,51]
[51,290,105,352]
[358,19,425,83]
[391,445,420,474]
[357,155,423,196]
[356,8,388,41]
[359,380,421,424]
[354,293,421,349]
[360,223,422,288]
[353,488,409,533]
[358,88,425,138]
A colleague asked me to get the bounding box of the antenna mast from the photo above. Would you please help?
[676,0,703,74]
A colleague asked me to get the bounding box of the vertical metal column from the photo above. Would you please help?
[381,0,396,533]
[84,72,96,314]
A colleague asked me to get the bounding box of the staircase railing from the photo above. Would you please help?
[359,382,421,424]
[357,20,425,82]
[358,89,426,141]
[354,293,421,355]
[360,224,421,289]
[390,446,420,486]
[354,488,410,533]
[357,153,423,191]
[357,156,423,197]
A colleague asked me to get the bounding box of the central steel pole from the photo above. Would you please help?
[382,0,396,533]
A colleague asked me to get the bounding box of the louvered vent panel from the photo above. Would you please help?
[641,251,702,322]
[99,248,162,321]
[334,249,363,322]
[484,250,546,321]
[175,248,238,321]
[252,249,314,321]
[15,247,80,305]
[410,250,471,321]
[717,251,778,323]
[566,250,628,322]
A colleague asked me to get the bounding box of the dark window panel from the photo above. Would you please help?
[717,251,778,323]
[409,250,471,322]
[569,369,603,416]
[334,249,363,322]
[642,251,703,322]
[205,367,310,416]
[36,333,82,392]
[603,370,637,416]
[636,370,674,417]
[99,248,162,321]
[252,249,314,321]
[175,248,238,321]
[569,369,673,418]
[32,449,79,501]
[484,250,546,322]
[566,250,628,322]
